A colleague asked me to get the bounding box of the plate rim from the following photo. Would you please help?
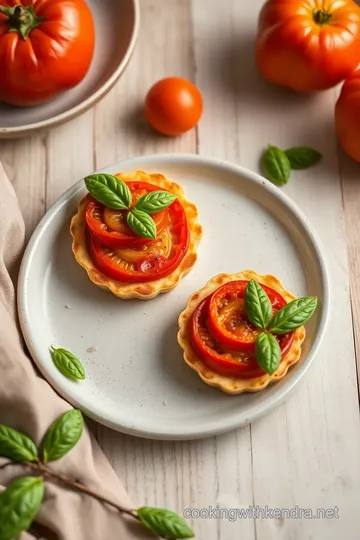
[0,0,140,139]
[17,153,331,440]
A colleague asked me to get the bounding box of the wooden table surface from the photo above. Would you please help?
[1,1,360,539]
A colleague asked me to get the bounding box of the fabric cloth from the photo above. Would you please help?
[0,162,154,540]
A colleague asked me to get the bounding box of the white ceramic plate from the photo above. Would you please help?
[18,154,330,440]
[0,0,139,139]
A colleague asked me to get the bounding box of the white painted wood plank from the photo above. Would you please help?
[340,152,360,389]
[191,1,360,539]
[94,0,196,170]
[45,112,94,206]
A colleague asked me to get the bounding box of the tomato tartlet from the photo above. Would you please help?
[70,171,202,300]
[177,270,316,394]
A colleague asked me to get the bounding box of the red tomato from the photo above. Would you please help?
[256,0,360,92]
[208,280,289,353]
[335,69,360,162]
[191,292,294,379]
[0,0,95,106]
[144,77,203,136]
[86,182,169,249]
[88,198,189,283]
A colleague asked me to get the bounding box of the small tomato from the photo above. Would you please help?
[335,69,360,162]
[256,0,360,92]
[144,77,203,136]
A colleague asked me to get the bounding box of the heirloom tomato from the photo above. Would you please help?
[256,0,360,92]
[0,0,95,106]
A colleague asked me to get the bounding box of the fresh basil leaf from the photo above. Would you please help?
[262,145,291,185]
[255,333,281,375]
[137,507,194,539]
[284,147,322,170]
[0,477,44,540]
[135,190,177,214]
[268,296,317,334]
[244,280,273,329]
[0,425,38,463]
[84,174,131,210]
[41,410,83,463]
[50,346,85,381]
[127,208,156,239]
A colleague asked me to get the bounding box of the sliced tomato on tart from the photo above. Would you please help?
[70,171,202,299]
[207,280,291,353]
[178,270,306,394]
[191,291,294,379]
[88,196,189,283]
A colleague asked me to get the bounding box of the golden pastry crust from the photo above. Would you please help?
[70,171,202,300]
[177,270,305,394]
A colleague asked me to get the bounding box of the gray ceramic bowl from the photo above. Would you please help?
[0,0,139,139]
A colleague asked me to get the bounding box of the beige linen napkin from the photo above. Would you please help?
[0,162,155,540]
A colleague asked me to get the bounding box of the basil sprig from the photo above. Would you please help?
[244,280,318,375]
[0,409,195,539]
[262,145,322,185]
[84,173,177,239]
[50,346,86,381]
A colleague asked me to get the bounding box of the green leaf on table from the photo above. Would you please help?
[268,296,318,335]
[0,477,44,540]
[0,425,38,462]
[50,346,85,381]
[84,173,132,210]
[137,507,194,539]
[284,147,322,170]
[41,410,83,463]
[135,190,177,214]
[262,145,291,185]
[244,280,273,329]
[255,333,281,375]
[127,208,157,239]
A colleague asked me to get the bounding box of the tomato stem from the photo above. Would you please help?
[0,4,44,39]
[313,9,332,26]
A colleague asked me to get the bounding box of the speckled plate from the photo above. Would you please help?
[0,0,139,139]
[17,154,330,440]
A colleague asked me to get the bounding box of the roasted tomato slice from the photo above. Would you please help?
[208,280,291,353]
[191,295,294,379]
[85,181,168,249]
[88,198,189,283]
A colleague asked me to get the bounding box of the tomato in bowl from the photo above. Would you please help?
[0,0,95,106]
